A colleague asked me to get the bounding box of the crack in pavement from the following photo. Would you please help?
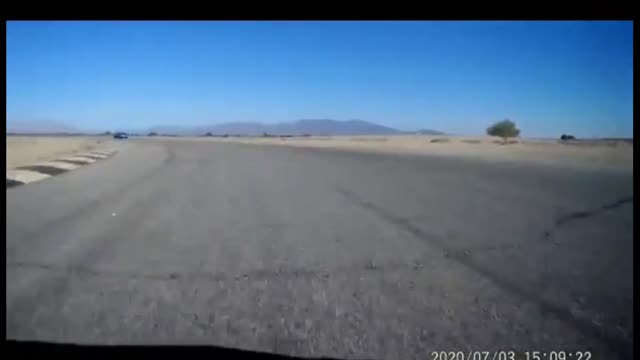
[543,196,633,241]
[444,242,523,259]
[334,185,632,359]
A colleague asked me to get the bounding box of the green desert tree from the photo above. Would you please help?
[487,119,520,144]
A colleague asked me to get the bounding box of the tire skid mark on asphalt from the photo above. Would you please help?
[333,185,632,359]
[6,150,118,189]
[543,196,633,241]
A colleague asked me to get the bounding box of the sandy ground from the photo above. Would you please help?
[161,135,633,171]
[6,136,114,170]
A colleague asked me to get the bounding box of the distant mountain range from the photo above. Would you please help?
[6,119,445,136]
[148,119,445,136]
[414,128,446,135]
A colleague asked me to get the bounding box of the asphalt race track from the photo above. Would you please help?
[6,139,634,359]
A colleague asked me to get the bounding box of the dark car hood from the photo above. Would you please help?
[6,340,353,360]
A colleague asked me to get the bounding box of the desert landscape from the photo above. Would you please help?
[157,134,634,171]
[6,136,114,170]
[7,20,633,360]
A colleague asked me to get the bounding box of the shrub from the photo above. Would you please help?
[430,138,450,143]
[487,119,520,144]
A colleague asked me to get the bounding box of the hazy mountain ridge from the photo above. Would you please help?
[6,119,444,136]
[149,119,443,136]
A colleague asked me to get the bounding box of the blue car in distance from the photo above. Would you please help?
[113,132,128,139]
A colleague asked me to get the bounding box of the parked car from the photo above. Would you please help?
[113,132,128,139]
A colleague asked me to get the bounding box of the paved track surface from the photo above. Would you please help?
[6,139,634,359]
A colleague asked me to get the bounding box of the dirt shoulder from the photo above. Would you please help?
[169,135,633,171]
[6,136,114,170]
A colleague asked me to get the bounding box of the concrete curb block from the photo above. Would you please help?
[28,161,81,171]
[6,169,52,184]
[56,156,97,164]
[89,151,113,157]
[6,149,118,189]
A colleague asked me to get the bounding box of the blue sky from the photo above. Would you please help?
[6,21,633,137]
